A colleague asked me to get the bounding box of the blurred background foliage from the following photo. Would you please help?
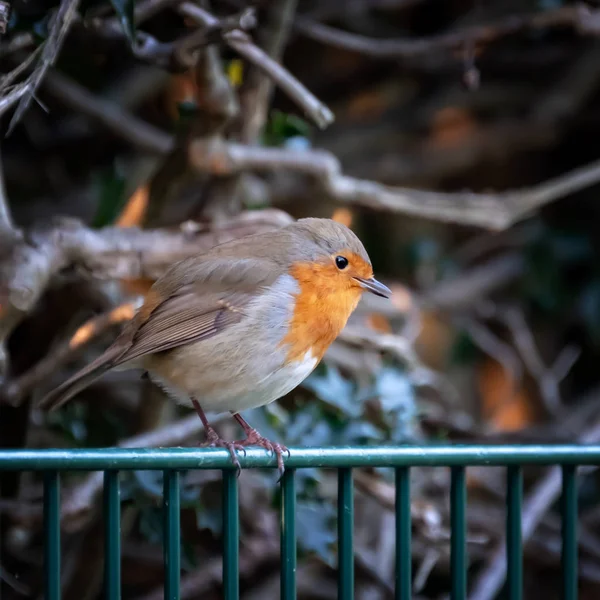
[3,0,600,598]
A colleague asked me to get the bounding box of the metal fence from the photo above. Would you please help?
[2,444,600,600]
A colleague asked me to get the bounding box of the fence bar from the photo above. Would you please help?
[104,471,121,600]
[506,466,523,600]
[338,467,354,600]
[395,467,411,600]
[223,470,239,600]
[561,466,578,600]
[280,468,297,600]
[44,470,61,600]
[5,445,600,470]
[163,470,180,600]
[450,466,467,600]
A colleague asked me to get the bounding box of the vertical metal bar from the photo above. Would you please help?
[104,470,121,600]
[562,465,578,600]
[506,466,523,600]
[223,470,239,600]
[450,466,467,600]
[395,467,411,600]
[280,468,297,600]
[44,470,61,600]
[163,470,180,600]
[338,467,354,600]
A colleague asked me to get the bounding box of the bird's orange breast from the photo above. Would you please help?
[280,260,364,364]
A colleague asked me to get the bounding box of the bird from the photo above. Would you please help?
[38,218,391,475]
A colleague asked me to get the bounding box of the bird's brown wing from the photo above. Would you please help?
[116,255,282,362]
[116,285,250,363]
[38,257,281,411]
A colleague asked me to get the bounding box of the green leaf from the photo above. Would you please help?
[109,0,135,44]
[302,365,359,417]
[92,164,127,228]
[262,110,312,147]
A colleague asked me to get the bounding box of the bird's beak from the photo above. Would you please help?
[354,276,392,298]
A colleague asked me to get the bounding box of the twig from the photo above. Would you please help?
[189,139,600,230]
[478,303,580,415]
[1,303,138,406]
[469,413,600,600]
[43,70,173,154]
[0,47,43,95]
[295,3,599,60]
[238,0,299,143]
[0,146,12,231]
[7,0,81,134]
[0,563,30,596]
[456,316,523,390]
[179,3,334,129]
[423,254,526,311]
[0,82,32,118]
[172,7,256,69]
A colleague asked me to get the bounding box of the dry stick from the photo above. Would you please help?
[295,3,600,60]
[188,139,600,230]
[43,70,173,154]
[238,0,299,143]
[7,0,81,134]
[1,303,137,406]
[469,416,600,600]
[0,146,12,231]
[0,82,31,118]
[475,302,581,416]
[179,3,334,130]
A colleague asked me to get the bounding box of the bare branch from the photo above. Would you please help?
[7,0,81,133]
[0,146,12,231]
[44,70,173,154]
[295,3,600,60]
[179,3,334,130]
[456,316,523,390]
[0,82,32,118]
[477,303,580,416]
[423,254,525,311]
[237,0,299,143]
[189,139,600,230]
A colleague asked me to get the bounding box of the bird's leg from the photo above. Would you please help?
[232,412,289,476]
[192,398,245,474]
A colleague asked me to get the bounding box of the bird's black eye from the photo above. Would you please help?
[335,256,349,270]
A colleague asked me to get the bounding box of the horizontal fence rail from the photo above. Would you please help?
[2,444,599,600]
[3,444,600,469]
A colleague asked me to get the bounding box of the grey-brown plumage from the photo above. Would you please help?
[38,218,387,421]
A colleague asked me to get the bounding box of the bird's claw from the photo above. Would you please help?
[198,428,246,476]
[237,430,289,478]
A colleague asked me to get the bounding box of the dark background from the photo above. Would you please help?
[2,0,600,598]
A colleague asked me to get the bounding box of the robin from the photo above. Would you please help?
[39,218,391,474]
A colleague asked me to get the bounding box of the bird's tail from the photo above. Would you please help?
[37,345,124,412]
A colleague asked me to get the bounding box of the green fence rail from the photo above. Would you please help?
[2,444,600,600]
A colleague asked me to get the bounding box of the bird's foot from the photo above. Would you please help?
[198,427,246,476]
[238,429,290,478]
